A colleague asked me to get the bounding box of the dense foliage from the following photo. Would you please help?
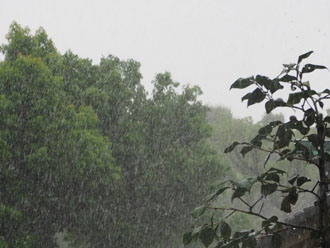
[0,23,228,248]
[185,52,330,247]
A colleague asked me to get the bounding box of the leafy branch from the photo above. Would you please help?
[184,51,330,248]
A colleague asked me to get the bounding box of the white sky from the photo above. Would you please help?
[1,0,330,121]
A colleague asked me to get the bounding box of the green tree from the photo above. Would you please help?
[137,73,225,247]
[184,51,330,248]
[0,24,120,247]
[68,69,226,248]
[0,23,229,248]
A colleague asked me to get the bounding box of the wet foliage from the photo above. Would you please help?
[0,23,227,247]
[185,52,330,247]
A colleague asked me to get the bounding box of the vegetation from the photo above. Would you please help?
[4,22,328,248]
[184,52,330,247]
[0,23,229,248]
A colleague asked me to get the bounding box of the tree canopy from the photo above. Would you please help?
[0,22,228,248]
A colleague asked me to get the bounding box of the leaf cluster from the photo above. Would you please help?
[185,51,330,248]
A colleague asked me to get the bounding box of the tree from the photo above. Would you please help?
[184,51,330,247]
[69,69,226,248]
[0,23,228,247]
[0,23,120,248]
[137,73,225,247]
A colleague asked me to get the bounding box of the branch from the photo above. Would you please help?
[247,143,319,167]
[297,187,320,199]
[224,210,236,220]
[277,184,320,199]
[207,206,318,232]
[312,181,319,193]
[251,196,263,210]
[238,196,251,208]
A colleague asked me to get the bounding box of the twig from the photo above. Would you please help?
[207,206,318,232]
[238,196,251,208]
[224,210,236,220]
[251,196,263,210]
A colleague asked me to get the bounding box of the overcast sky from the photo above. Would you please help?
[1,0,330,121]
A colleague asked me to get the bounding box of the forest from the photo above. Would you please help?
[0,23,322,248]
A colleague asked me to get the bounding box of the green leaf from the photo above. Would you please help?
[231,178,256,201]
[297,176,311,187]
[288,175,298,185]
[268,80,284,94]
[233,178,256,191]
[258,125,272,137]
[289,188,298,205]
[276,124,292,149]
[287,91,317,106]
[268,168,286,175]
[264,173,280,183]
[324,116,330,123]
[274,98,286,107]
[230,77,254,89]
[290,121,309,135]
[211,179,229,188]
[262,168,286,179]
[240,145,253,157]
[205,187,230,202]
[302,64,328,74]
[247,88,265,106]
[183,232,193,246]
[297,51,313,64]
[280,196,291,213]
[240,178,257,191]
[262,216,278,229]
[255,75,271,86]
[199,227,215,247]
[281,188,299,213]
[302,81,310,88]
[283,63,296,70]
[261,183,277,196]
[242,237,257,248]
[191,205,206,219]
[304,108,315,126]
[279,149,295,161]
[232,231,250,244]
[265,100,275,114]
[232,187,247,201]
[224,142,240,153]
[307,134,319,149]
[322,89,330,94]
[255,75,283,93]
[271,233,282,248]
[241,92,252,102]
[192,225,203,237]
[265,98,289,113]
[295,142,310,160]
[319,100,324,109]
[220,221,231,241]
[287,92,304,105]
[250,135,262,147]
[279,74,297,82]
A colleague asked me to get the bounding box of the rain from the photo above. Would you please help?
[1,1,330,248]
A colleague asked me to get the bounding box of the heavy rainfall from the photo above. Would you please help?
[2,1,330,248]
